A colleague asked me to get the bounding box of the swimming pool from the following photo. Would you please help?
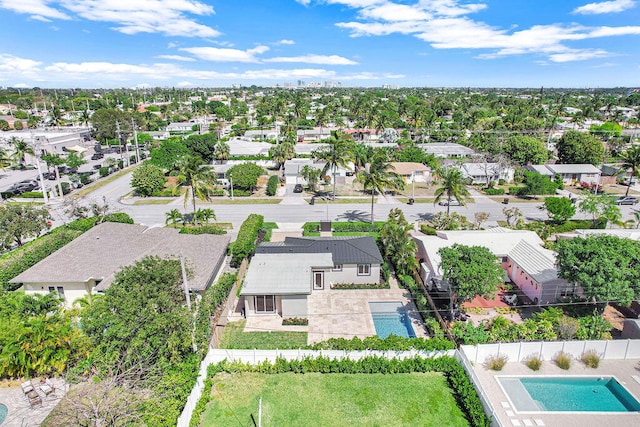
[369,301,416,339]
[0,403,7,424]
[498,376,640,412]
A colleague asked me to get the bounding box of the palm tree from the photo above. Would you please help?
[165,209,183,227]
[8,137,35,169]
[176,155,216,218]
[195,208,216,224]
[41,152,65,198]
[356,153,403,223]
[313,132,352,199]
[433,167,471,215]
[214,141,230,161]
[79,109,91,127]
[620,145,640,196]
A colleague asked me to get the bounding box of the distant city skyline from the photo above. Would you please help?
[0,0,639,88]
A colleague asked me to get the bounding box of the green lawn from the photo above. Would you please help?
[219,320,308,349]
[132,198,174,205]
[201,372,468,427]
[210,198,282,204]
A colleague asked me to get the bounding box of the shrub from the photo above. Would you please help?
[485,354,508,371]
[79,174,92,185]
[525,355,543,371]
[312,335,454,351]
[498,179,506,185]
[178,225,227,235]
[581,350,600,368]
[230,214,264,266]
[554,351,572,370]
[266,175,279,196]
[420,224,437,235]
[330,282,389,289]
[332,222,383,232]
[230,189,252,197]
[508,186,526,196]
[282,317,308,326]
[99,166,110,177]
[484,188,505,195]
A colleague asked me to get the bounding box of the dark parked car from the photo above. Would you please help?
[293,184,303,193]
[6,182,38,195]
[616,196,639,205]
[91,152,104,160]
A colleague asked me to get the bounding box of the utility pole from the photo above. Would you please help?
[115,120,130,167]
[131,119,141,164]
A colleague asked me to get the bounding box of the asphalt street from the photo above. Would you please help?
[58,170,640,230]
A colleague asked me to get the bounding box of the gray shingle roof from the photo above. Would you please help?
[10,222,230,291]
[256,236,383,264]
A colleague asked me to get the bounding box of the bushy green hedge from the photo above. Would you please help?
[19,191,44,198]
[194,272,236,351]
[266,175,279,196]
[65,213,134,232]
[178,225,227,235]
[484,188,505,195]
[420,224,437,235]
[0,227,82,291]
[230,214,264,266]
[99,166,110,177]
[191,357,489,427]
[230,189,252,197]
[312,335,454,351]
[303,221,384,235]
[508,186,526,195]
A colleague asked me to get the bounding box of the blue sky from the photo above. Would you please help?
[0,0,639,88]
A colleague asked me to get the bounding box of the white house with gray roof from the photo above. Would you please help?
[10,222,230,307]
[526,164,601,185]
[240,236,383,317]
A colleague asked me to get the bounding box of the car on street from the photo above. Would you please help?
[91,152,104,160]
[5,182,38,195]
[438,199,461,206]
[616,196,639,205]
[293,184,303,193]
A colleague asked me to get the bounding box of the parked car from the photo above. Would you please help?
[438,199,461,206]
[6,182,38,195]
[91,152,104,160]
[616,196,639,205]
[293,184,303,193]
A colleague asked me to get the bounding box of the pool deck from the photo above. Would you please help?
[472,358,640,427]
[0,378,67,427]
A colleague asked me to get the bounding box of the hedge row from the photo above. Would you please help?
[178,225,227,235]
[230,214,264,266]
[484,188,505,195]
[194,272,237,353]
[303,221,384,235]
[0,213,134,291]
[266,175,279,196]
[311,335,455,351]
[330,282,390,290]
[190,356,489,427]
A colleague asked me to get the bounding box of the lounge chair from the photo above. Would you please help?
[21,381,34,394]
[40,378,54,395]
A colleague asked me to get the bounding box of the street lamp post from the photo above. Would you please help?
[30,134,48,204]
[229,172,234,200]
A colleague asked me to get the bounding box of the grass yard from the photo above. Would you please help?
[210,198,282,204]
[201,372,468,427]
[132,198,174,205]
[219,320,308,349]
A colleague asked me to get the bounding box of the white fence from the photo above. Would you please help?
[456,349,498,427]
[460,339,640,365]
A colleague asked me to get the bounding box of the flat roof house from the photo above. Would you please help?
[10,222,230,307]
[240,236,383,317]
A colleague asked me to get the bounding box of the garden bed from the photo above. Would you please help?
[331,282,389,290]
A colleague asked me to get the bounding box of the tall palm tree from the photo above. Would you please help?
[214,141,230,161]
[8,137,35,169]
[356,153,403,223]
[313,132,352,199]
[620,145,640,196]
[165,209,183,227]
[176,155,216,218]
[433,167,471,215]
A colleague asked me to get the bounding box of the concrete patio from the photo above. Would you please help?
[0,378,67,427]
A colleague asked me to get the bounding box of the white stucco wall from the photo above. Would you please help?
[23,281,94,308]
[281,295,308,318]
[324,264,380,286]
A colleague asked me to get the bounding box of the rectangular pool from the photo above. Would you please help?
[498,376,640,412]
[369,301,416,339]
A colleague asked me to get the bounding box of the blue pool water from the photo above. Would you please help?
[506,377,640,412]
[0,403,7,424]
[369,302,416,338]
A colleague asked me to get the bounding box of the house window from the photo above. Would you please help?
[313,271,324,290]
[254,295,276,313]
[48,286,64,297]
[332,264,343,272]
[357,264,371,276]
[501,257,508,263]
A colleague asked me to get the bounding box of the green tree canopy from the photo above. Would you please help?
[556,130,605,165]
[184,133,217,163]
[544,197,576,223]
[379,208,417,277]
[438,244,504,304]
[355,151,403,223]
[150,140,190,171]
[433,167,470,215]
[503,135,548,165]
[0,204,50,249]
[556,236,640,305]
[82,256,194,368]
[579,193,619,226]
[227,162,265,192]
[131,161,167,197]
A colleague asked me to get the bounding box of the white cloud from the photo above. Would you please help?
[180,46,269,62]
[295,0,312,5]
[0,0,70,20]
[30,15,52,22]
[264,54,358,65]
[573,0,635,15]
[276,39,296,45]
[0,54,42,74]
[167,42,179,49]
[155,55,196,62]
[329,0,640,62]
[14,83,30,88]
[177,81,195,87]
[0,0,220,38]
